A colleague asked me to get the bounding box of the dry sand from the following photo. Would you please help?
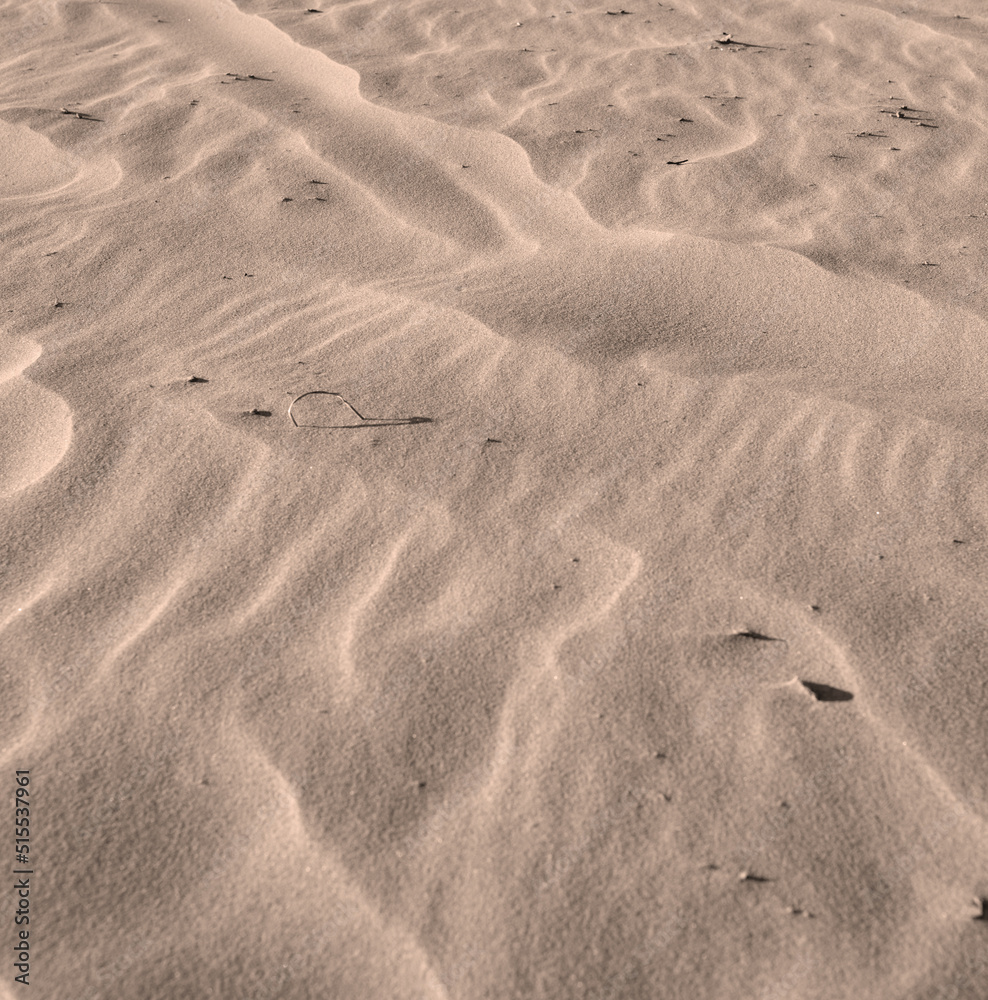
[2,0,988,996]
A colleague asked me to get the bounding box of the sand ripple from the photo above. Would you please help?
[0,338,71,499]
[4,0,988,996]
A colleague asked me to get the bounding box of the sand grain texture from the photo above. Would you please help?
[2,0,988,997]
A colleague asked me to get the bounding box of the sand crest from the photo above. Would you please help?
[2,0,987,997]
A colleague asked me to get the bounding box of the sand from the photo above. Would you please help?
[2,0,988,996]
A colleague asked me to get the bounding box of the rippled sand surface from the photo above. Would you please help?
[2,1,988,996]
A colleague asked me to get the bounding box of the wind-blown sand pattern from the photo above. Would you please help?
[2,0,988,996]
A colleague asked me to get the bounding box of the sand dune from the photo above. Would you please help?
[2,0,987,996]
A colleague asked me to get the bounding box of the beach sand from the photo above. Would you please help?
[2,0,987,996]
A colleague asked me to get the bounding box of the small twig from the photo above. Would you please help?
[290,390,366,426]
[733,630,786,643]
[59,107,103,121]
[881,109,935,123]
[714,34,783,50]
[288,390,432,428]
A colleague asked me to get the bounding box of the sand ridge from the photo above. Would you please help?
[2,0,988,996]
[0,337,71,500]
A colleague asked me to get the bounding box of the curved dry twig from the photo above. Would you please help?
[288,390,432,429]
[289,390,364,426]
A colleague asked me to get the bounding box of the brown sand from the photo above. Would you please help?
[2,0,988,996]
